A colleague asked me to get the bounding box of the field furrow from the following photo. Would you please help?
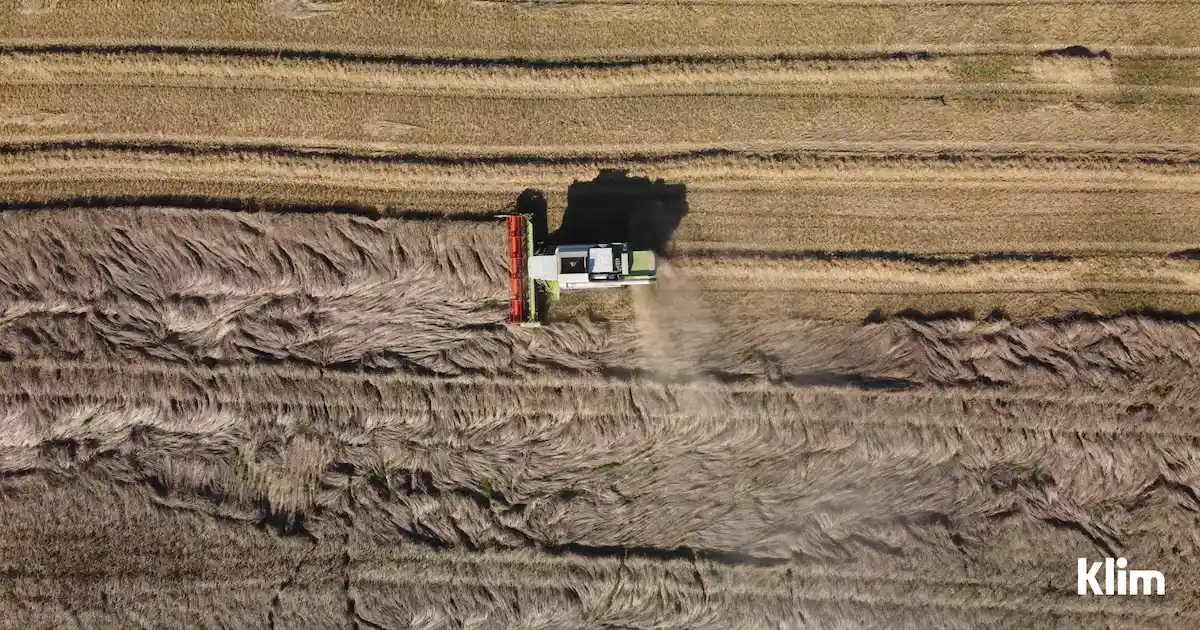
[5,143,1198,177]
[8,208,1200,373]
[5,359,1200,443]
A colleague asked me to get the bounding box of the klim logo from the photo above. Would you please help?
[1077,558,1165,596]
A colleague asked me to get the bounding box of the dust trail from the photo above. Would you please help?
[630,259,723,380]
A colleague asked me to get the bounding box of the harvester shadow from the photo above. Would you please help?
[1037,45,1113,61]
[548,169,689,255]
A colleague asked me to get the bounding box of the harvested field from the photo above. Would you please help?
[3,0,1200,628]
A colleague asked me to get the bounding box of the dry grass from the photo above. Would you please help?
[677,254,1200,320]
[5,84,1200,152]
[14,0,58,16]
[673,187,1200,256]
[4,0,1200,625]
[4,0,1198,57]
[0,53,965,95]
[8,51,1198,99]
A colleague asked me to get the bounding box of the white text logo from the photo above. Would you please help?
[1077,558,1164,596]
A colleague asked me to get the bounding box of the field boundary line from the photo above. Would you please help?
[5,141,1200,174]
[3,138,1198,163]
[5,42,1200,62]
[9,172,1200,196]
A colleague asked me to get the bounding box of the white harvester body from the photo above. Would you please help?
[500,212,657,325]
[529,244,656,291]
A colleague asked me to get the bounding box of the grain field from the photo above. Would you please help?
[3,0,1200,628]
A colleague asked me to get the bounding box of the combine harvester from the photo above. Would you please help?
[498,208,657,326]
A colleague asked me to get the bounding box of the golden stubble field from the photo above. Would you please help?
[2,1,1200,628]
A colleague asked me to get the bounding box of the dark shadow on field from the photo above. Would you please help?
[863,306,1200,325]
[864,308,978,323]
[514,188,550,242]
[1037,45,1113,61]
[550,169,688,254]
[1168,249,1200,260]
